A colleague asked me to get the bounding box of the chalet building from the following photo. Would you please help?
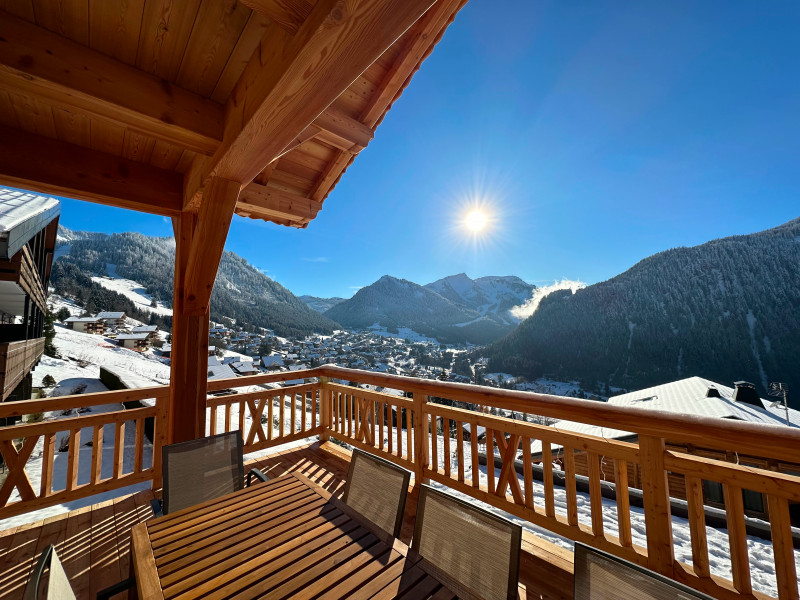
[64,316,105,335]
[116,333,150,351]
[0,189,59,405]
[131,325,158,340]
[96,311,127,327]
[230,361,258,375]
[261,355,284,371]
[530,377,800,524]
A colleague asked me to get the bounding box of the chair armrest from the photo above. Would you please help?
[150,498,164,518]
[97,577,134,600]
[246,468,269,487]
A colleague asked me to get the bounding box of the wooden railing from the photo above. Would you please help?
[0,337,45,400]
[0,386,168,520]
[313,365,800,600]
[1,365,798,599]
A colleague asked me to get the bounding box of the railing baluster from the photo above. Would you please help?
[486,428,495,494]
[114,421,124,478]
[396,406,402,458]
[238,400,245,435]
[279,392,286,438]
[210,405,217,435]
[767,494,799,600]
[685,475,709,576]
[443,418,451,478]
[542,442,554,518]
[639,435,674,576]
[291,389,297,435]
[456,420,464,483]
[386,403,393,454]
[431,414,438,473]
[564,446,578,527]
[40,433,55,496]
[722,483,752,594]
[588,451,604,537]
[134,418,144,473]
[66,429,79,492]
[471,421,479,488]
[311,388,316,431]
[378,401,385,450]
[90,424,103,485]
[613,458,632,547]
[406,408,413,462]
[522,435,533,509]
[225,402,232,432]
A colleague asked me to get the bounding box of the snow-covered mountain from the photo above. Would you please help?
[53,227,338,337]
[324,275,524,345]
[299,295,346,313]
[425,273,534,324]
[486,217,800,406]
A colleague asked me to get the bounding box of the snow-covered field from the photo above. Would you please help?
[90,264,172,316]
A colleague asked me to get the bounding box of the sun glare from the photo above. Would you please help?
[465,210,488,232]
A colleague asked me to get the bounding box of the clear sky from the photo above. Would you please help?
[54,1,799,299]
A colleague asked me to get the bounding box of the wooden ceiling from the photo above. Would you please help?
[0,0,467,227]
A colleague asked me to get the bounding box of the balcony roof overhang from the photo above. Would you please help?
[0,0,467,229]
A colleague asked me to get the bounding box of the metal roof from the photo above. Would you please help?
[0,188,60,259]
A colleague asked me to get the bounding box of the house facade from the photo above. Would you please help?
[0,189,59,405]
[64,316,105,335]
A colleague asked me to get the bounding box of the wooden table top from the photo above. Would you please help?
[130,472,460,600]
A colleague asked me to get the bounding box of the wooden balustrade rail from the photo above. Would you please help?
[1,365,798,600]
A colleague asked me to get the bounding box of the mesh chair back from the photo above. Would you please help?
[162,430,244,514]
[24,546,77,600]
[573,543,714,599]
[342,449,411,537]
[412,485,522,600]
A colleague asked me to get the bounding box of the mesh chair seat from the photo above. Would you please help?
[25,545,132,600]
[412,485,522,600]
[573,543,715,599]
[342,449,412,538]
[158,430,268,516]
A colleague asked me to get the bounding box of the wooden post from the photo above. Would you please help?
[318,376,330,442]
[412,392,430,485]
[639,435,674,575]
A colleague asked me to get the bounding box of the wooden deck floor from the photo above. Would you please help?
[0,441,574,600]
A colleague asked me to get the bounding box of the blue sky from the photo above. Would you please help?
[55,1,799,299]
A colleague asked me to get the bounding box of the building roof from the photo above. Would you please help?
[65,316,103,323]
[116,333,150,341]
[0,188,60,259]
[531,376,800,454]
[208,364,236,381]
[96,312,126,319]
[132,325,158,333]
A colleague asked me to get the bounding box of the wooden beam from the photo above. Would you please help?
[0,124,182,217]
[314,106,374,152]
[183,177,241,312]
[0,11,224,155]
[237,0,312,35]
[237,183,322,222]
[184,0,437,208]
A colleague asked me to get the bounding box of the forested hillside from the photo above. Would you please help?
[485,218,800,405]
[324,275,519,344]
[53,228,338,337]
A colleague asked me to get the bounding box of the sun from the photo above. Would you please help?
[465,209,488,232]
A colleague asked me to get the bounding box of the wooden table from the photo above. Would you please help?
[130,472,461,600]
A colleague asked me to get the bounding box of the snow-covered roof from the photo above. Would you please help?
[207,364,236,381]
[132,325,158,333]
[96,311,125,319]
[65,316,103,323]
[261,355,284,367]
[116,333,149,340]
[0,188,60,259]
[531,376,800,455]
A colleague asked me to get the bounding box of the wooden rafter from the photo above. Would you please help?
[184,0,438,209]
[237,0,312,35]
[237,183,322,223]
[0,125,182,217]
[0,11,224,155]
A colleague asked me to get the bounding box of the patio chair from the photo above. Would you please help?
[573,542,714,599]
[24,544,132,600]
[411,485,522,600]
[152,430,269,516]
[342,448,411,538]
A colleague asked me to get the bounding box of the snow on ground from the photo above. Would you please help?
[90,272,172,316]
[367,324,438,344]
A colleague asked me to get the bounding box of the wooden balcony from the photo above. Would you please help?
[0,366,798,600]
[0,337,44,401]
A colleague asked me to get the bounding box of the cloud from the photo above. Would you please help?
[301,257,328,263]
[349,286,363,291]
[510,279,586,320]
